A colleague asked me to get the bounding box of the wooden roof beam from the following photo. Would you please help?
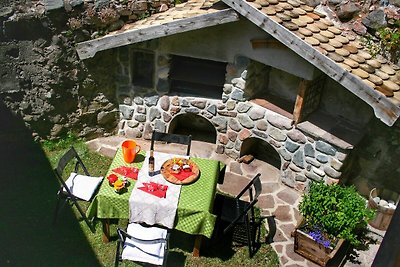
[76,9,239,60]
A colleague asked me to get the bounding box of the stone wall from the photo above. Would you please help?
[116,47,349,191]
[0,0,171,140]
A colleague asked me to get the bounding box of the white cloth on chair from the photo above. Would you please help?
[63,172,103,201]
[122,223,168,266]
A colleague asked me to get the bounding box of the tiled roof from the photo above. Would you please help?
[76,0,400,126]
[244,0,400,100]
[222,0,400,126]
[76,0,239,59]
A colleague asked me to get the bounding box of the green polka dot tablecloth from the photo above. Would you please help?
[87,148,224,239]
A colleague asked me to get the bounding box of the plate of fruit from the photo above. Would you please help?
[160,158,200,185]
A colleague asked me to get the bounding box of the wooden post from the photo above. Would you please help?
[102,219,111,243]
[293,79,309,125]
[193,235,203,257]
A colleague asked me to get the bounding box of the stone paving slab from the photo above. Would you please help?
[87,136,382,267]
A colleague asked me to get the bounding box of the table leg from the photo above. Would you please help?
[193,235,202,257]
[102,219,110,243]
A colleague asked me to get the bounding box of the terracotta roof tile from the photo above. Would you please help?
[375,69,391,80]
[273,4,284,12]
[381,65,396,75]
[320,43,335,52]
[300,5,313,12]
[298,27,312,36]
[343,58,360,69]
[352,68,370,79]
[306,24,320,33]
[376,85,394,97]
[277,12,292,21]
[285,10,299,18]
[263,6,277,15]
[335,35,350,44]
[314,33,329,43]
[293,7,307,16]
[282,21,299,30]
[338,62,352,71]
[335,48,350,57]
[320,18,334,26]
[366,59,381,69]
[382,80,400,91]
[292,18,307,27]
[278,2,293,10]
[328,39,343,48]
[305,36,320,46]
[343,44,358,54]
[315,21,329,30]
[258,0,270,6]
[349,54,366,63]
[368,74,384,86]
[271,15,283,23]
[328,52,344,62]
[287,0,301,7]
[363,79,376,89]
[327,26,341,35]
[360,64,376,74]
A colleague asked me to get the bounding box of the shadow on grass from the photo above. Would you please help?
[0,100,100,266]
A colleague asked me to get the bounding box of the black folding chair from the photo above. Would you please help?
[115,223,170,267]
[218,173,263,257]
[53,146,103,232]
[151,130,192,156]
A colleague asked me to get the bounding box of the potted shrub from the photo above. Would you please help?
[294,181,375,266]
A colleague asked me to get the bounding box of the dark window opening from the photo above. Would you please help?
[131,50,154,88]
[169,55,226,99]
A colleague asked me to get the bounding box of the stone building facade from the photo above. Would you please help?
[115,42,352,190]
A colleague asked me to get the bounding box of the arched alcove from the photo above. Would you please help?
[168,113,217,143]
[240,137,281,169]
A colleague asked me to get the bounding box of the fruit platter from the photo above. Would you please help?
[160,158,200,185]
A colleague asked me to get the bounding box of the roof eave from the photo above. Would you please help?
[222,0,400,126]
[76,8,239,60]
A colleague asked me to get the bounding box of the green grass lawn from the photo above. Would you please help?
[42,137,279,267]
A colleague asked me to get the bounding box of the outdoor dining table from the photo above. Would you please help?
[86,147,224,256]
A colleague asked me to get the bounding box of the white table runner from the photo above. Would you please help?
[129,151,189,229]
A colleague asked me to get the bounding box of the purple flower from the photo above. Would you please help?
[308,227,331,248]
[322,240,331,248]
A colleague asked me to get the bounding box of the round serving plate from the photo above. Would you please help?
[160,158,200,185]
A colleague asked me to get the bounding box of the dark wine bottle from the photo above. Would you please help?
[148,150,155,176]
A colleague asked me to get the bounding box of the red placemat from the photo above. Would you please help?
[137,182,168,198]
[112,166,139,180]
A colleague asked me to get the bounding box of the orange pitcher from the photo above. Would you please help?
[122,140,141,163]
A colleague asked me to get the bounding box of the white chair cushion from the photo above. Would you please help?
[122,223,167,266]
[63,172,103,201]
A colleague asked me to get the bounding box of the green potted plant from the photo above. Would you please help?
[294,181,375,266]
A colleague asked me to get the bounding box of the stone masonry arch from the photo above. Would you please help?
[240,137,281,169]
[168,113,217,143]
